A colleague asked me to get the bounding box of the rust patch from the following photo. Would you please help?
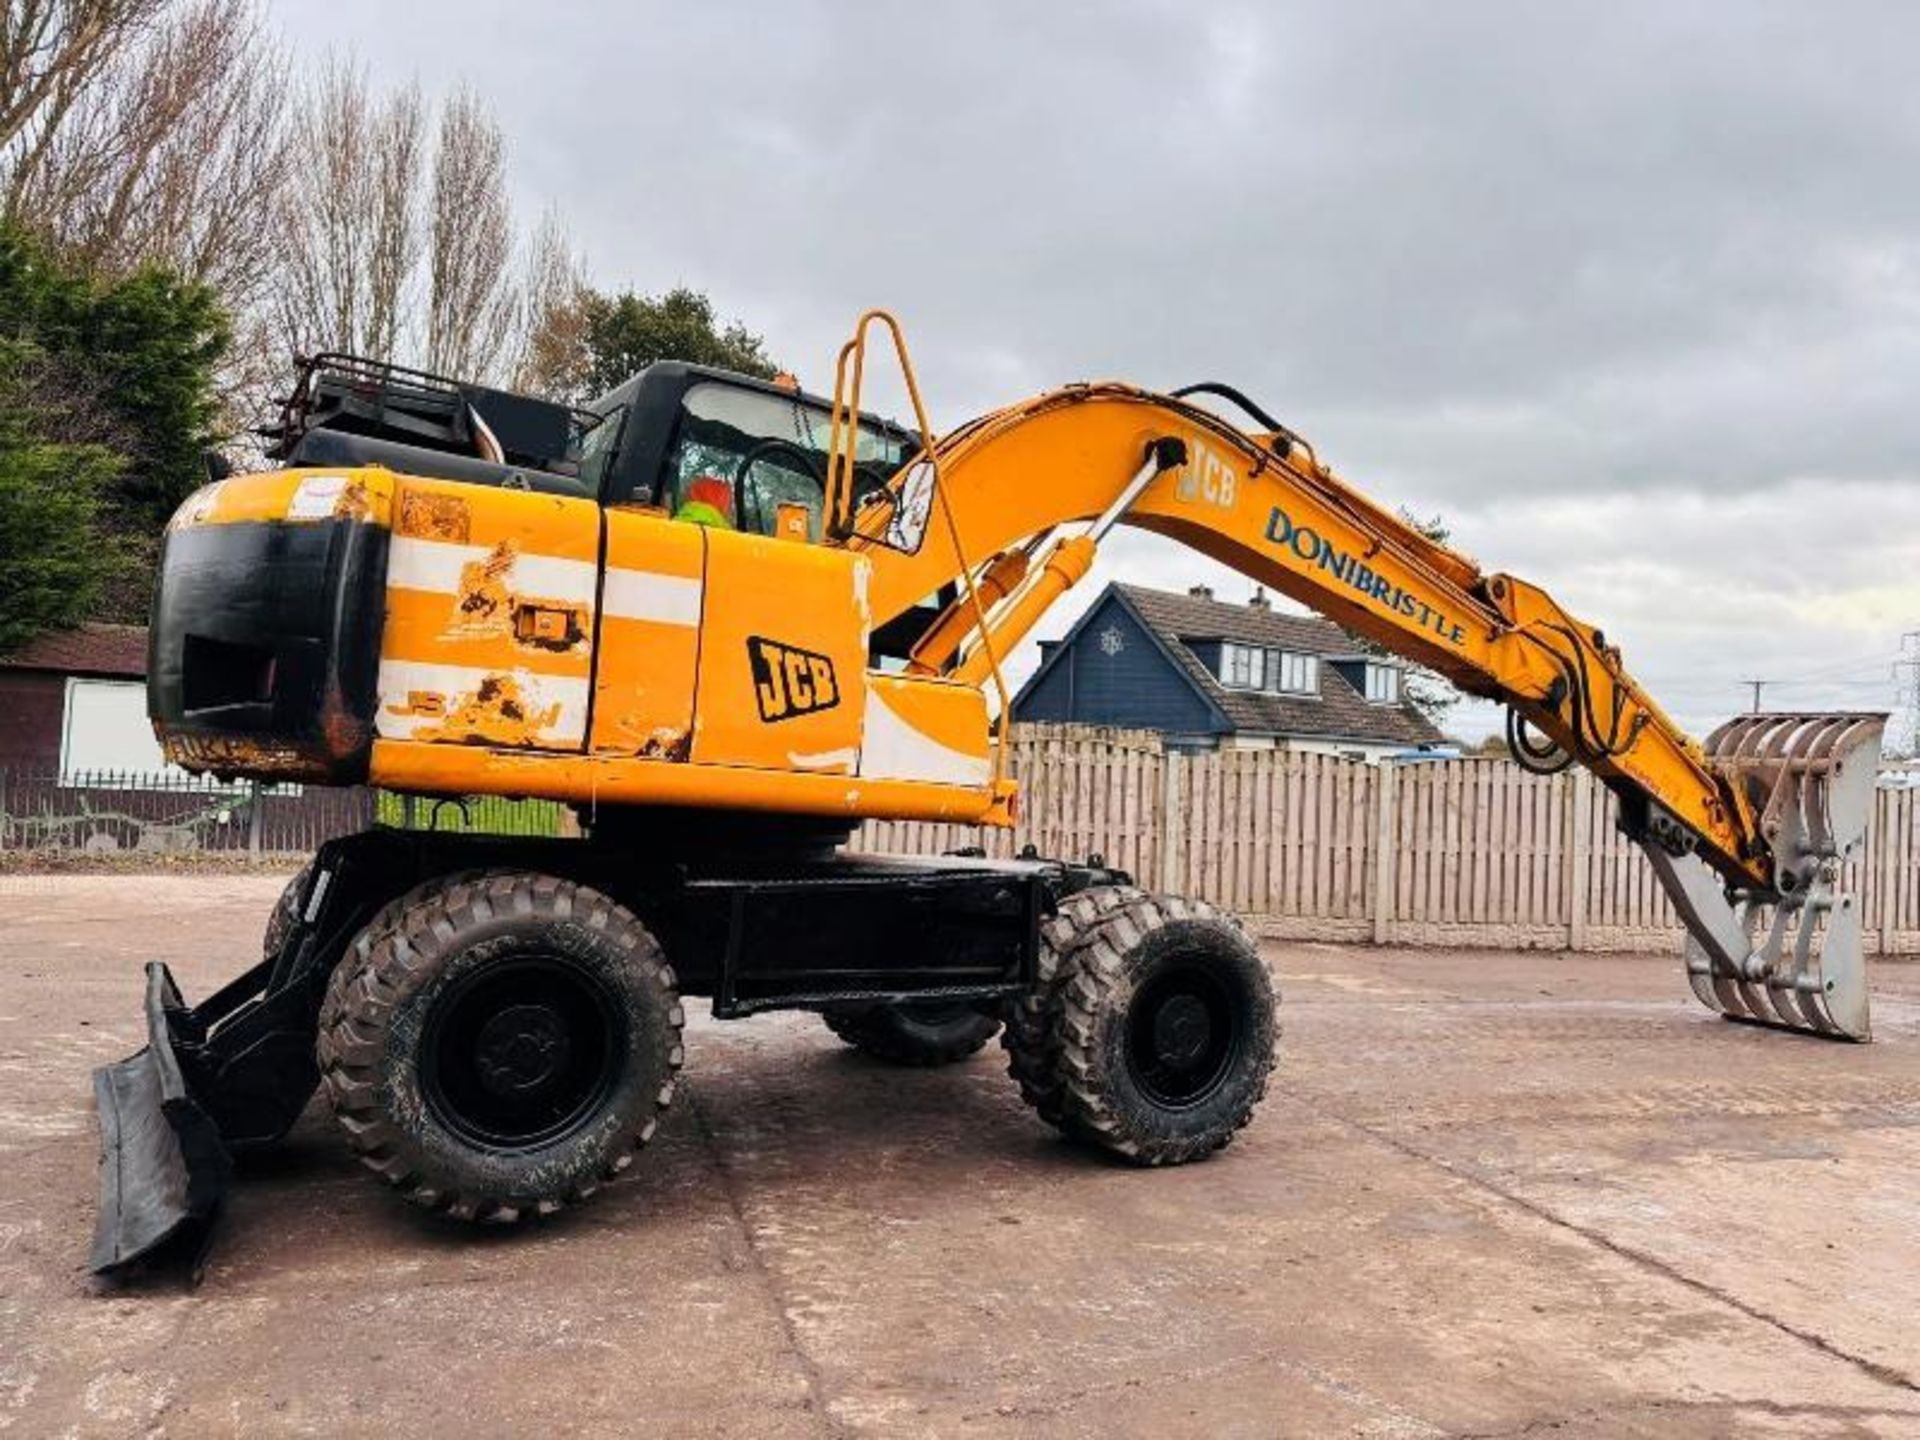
[399,489,472,543]
[637,726,691,761]
[448,541,518,638]
[331,475,373,522]
[161,733,326,782]
[437,538,589,654]
[414,674,561,747]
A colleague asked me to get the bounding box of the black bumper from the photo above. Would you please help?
[148,518,388,783]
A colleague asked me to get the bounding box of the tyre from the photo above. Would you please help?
[317,871,683,1222]
[1055,894,1276,1165]
[1001,884,1143,1129]
[262,859,316,960]
[822,1000,1001,1066]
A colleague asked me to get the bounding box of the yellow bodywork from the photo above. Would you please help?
[167,464,1012,826]
[162,335,1779,891]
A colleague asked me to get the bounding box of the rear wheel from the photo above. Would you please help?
[822,1001,1001,1066]
[1054,895,1276,1165]
[317,871,682,1222]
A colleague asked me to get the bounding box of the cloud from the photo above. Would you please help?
[274,0,1920,741]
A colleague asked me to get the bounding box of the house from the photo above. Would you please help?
[0,623,161,775]
[1013,582,1447,760]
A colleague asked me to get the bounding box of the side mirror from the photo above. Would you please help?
[884,460,937,552]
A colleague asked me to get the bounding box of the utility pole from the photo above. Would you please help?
[1742,678,1769,714]
[1895,631,1920,757]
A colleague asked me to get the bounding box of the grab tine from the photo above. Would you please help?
[1652,712,1884,1042]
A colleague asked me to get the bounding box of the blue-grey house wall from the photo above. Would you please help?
[1015,643,1075,719]
[1014,594,1219,739]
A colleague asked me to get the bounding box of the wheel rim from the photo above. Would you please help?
[1123,957,1244,1109]
[420,953,626,1153]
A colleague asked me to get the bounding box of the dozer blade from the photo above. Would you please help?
[1647,712,1885,1041]
[90,963,233,1278]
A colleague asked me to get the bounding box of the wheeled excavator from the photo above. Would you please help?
[91,313,1885,1276]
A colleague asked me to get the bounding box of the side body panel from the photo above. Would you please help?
[690,530,869,775]
[376,478,601,750]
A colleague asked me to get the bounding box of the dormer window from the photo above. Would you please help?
[1276,652,1317,695]
[1220,643,1317,695]
[1364,663,1401,704]
[1223,642,1265,690]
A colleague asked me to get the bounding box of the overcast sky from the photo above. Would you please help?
[276,0,1920,744]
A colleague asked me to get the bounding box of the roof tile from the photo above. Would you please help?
[0,623,148,678]
[1117,584,1444,747]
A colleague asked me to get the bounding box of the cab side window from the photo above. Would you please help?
[576,405,628,497]
[661,381,915,538]
[665,430,821,536]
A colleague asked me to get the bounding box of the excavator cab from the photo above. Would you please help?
[265,352,916,520]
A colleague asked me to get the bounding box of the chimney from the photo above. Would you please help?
[1248,587,1271,611]
[1188,584,1214,601]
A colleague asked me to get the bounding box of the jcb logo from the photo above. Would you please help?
[749,637,840,722]
[1175,440,1237,510]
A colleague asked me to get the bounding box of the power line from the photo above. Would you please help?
[1768,674,1900,690]
[1776,649,1902,682]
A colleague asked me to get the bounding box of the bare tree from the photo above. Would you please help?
[3,6,601,426]
[0,0,168,159]
[275,69,548,386]
[424,84,515,380]
[275,58,424,361]
[2,0,290,310]
[511,210,589,399]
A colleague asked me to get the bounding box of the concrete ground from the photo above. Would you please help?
[2,875,1918,1438]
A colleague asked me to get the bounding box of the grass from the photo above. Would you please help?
[374,791,566,838]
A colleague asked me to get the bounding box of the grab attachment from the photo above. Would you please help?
[1644,712,1886,1040]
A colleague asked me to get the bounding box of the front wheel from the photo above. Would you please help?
[1055,895,1277,1165]
[317,871,683,1222]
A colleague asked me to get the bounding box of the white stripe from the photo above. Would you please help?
[789,746,858,774]
[602,568,703,626]
[858,687,990,786]
[375,659,589,744]
[386,536,598,606]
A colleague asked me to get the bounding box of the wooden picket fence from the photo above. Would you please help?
[859,725,1920,955]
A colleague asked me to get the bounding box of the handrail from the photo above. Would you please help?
[826,311,1011,788]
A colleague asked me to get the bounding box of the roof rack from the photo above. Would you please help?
[260,352,604,473]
